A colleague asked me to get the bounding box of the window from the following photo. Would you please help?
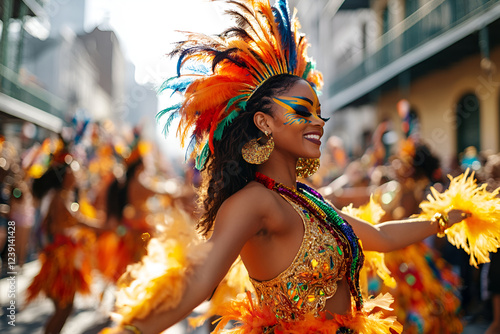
[456,93,480,155]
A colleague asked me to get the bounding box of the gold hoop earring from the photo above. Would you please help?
[242,131,274,164]
[296,158,320,178]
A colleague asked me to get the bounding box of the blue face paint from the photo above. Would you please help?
[283,111,312,125]
[272,84,329,125]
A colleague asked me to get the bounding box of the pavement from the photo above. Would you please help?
[0,260,211,334]
[0,260,493,333]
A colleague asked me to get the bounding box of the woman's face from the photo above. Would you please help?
[267,80,327,160]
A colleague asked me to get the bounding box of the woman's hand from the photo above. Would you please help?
[446,209,471,227]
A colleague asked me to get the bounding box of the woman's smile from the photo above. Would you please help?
[304,132,322,145]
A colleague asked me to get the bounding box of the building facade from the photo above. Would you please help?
[1,0,63,144]
[291,0,500,170]
[1,0,158,151]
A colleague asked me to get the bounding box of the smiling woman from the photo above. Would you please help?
[100,1,476,334]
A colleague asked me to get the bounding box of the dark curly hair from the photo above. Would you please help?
[106,158,143,222]
[197,74,304,236]
[32,165,67,200]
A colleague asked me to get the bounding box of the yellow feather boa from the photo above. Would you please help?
[110,207,212,325]
[419,169,500,267]
[342,197,397,289]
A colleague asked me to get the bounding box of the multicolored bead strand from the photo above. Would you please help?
[298,183,364,310]
[254,172,365,310]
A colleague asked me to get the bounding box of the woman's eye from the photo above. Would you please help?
[319,116,330,122]
[295,109,312,117]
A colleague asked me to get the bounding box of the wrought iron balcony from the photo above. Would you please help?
[329,0,500,109]
[0,63,66,125]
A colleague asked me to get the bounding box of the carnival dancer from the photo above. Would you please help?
[102,1,498,333]
[26,144,102,334]
[97,135,179,283]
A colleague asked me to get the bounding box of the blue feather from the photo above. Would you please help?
[157,76,196,95]
[156,103,182,121]
[182,63,211,75]
[273,0,297,72]
[185,135,197,162]
[176,47,216,76]
[163,112,180,136]
[156,103,182,136]
[74,119,90,145]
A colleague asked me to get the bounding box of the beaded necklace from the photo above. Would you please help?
[255,172,364,310]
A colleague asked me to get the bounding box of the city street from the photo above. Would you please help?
[0,260,210,334]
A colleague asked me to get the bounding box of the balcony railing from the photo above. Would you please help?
[330,0,500,99]
[0,64,66,119]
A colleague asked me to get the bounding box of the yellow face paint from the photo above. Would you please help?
[272,85,328,125]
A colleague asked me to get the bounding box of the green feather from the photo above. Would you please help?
[195,143,210,170]
[212,95,248,141]
[302,61,313,80]
[214,110,240,141]
[155,103,181,121]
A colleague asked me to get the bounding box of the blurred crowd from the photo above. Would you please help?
[1,112,500,333]
[0,117,202,333]
[312,117,500,333]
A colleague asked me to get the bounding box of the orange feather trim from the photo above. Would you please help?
[212,291,402,333]
[26,233,94,308]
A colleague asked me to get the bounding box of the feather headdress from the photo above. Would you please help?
[158,0,323,169]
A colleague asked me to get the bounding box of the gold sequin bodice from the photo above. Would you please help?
[249,198,350,321]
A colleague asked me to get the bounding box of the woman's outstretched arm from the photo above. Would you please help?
[112,187,267,334]
[336,207,469,253]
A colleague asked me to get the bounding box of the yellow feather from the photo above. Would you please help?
[113,207,211,324]
[419,168,500,267]
[342,197,397,288]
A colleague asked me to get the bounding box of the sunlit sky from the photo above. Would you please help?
[85,0,231,85]
[84,0,233,160]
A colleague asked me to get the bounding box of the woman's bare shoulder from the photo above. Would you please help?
[210,181,278,239]
[224,182,275,211]
[217,181,277,220]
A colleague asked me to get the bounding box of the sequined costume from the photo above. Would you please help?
[249,199,349,321]
[211,173,402,333]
